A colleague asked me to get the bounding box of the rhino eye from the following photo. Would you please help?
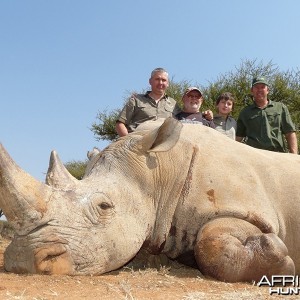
[99,202,112,210]
[84,192,115,224]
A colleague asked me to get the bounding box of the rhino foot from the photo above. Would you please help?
[194,218,295,283]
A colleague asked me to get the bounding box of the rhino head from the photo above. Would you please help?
[0,118,182,275]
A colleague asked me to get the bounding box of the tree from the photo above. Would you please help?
[65,160,88,180]
[90,109,121,142]
[90,59,300,147]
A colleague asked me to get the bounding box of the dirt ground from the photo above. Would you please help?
[0,237,298,300]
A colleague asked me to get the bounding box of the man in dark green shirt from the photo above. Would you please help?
[236,77,298,153]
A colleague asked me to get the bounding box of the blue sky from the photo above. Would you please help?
[1,0,299,181]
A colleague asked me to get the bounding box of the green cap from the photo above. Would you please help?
[252,77,269,87]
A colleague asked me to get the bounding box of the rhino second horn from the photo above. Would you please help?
[0,143,50,227]
[46,150,78,190]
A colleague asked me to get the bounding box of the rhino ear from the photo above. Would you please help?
[46,150,78,190]
[140,117,183,152]
[87,147,101,160]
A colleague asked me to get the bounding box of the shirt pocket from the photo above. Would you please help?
[248,114,260,122]
[134,102,154,120]
[164,102,175,112]
[266,112,280,126]
[136,103,147,110]
[135,103,148,116]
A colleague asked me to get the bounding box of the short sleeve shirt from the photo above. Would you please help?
[236,100,296,152]
[117,92,181,133]
[214,115,237,140]
[175,111,215,128]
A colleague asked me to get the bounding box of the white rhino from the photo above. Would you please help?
[0,117,299,282]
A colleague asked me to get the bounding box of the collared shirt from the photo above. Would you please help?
[175,111,215,128]
[117,92,181,133]
[214,115,237,140]
[236,100,296,152]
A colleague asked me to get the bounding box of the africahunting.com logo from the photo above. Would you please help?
[257,275,300,296]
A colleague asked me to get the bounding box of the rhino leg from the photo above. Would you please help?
[194,218,295,283]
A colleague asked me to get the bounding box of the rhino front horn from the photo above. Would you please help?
[0,143,50,230]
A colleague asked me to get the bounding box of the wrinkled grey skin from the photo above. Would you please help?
[0,118,299,282]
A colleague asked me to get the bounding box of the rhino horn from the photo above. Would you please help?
[46,150,78,190]
[0,143,50,227]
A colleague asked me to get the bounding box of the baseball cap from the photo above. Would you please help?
[252,77,269,87]
[183,87,202,97]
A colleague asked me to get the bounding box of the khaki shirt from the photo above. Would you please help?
[117,92,180,133]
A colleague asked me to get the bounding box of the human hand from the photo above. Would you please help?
[203,110,213,121]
